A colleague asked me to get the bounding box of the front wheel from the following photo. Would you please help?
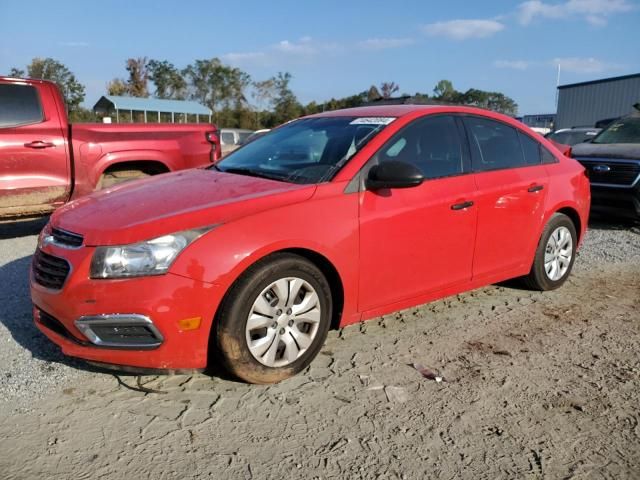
[214,253,332,384]
[523,213,577,291]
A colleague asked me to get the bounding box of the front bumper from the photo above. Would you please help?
[30,243,224,370]
[590,184,640,219]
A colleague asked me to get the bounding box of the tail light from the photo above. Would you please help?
[563,146,572,158]
[205,131,221,162]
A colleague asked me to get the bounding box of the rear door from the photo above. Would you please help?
[358,115,478,311]
[0,81,70,215]
[462,116,549,278]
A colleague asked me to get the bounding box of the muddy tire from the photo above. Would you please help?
[523,213,577,291]
[214,253,332,384]
[98,170,150,189]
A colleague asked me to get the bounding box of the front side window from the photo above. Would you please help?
[0,83,43,128]
[216,116,393,184]
[465,117,525,171]
[376,115,466,179]
[592,117,640,144]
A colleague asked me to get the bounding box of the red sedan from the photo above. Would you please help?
[30,105,590,383]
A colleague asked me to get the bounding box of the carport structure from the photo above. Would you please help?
[93,96,212,123]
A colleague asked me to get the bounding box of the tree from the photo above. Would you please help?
[367,85,382,102]
[106,78,128,96]
[12,58,85,114]
[271,72,302,125]
[462,89,518,116]
[148,60,186,99]
[380,81,399,99]
[433,79,457,101]
[125,57,149,97]
[9,67,25,77]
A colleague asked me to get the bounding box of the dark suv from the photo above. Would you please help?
[571,115,640,219]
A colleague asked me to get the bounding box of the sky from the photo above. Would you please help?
[1,0,639,115]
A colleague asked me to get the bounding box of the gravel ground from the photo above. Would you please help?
[0,216,639,479]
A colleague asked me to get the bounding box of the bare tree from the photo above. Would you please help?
[380,82,399,99]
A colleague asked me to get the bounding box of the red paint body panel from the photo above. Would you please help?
[30,105,590,370]
[0,77,220,219]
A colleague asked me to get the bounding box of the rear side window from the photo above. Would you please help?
[0,84,43,128]
[378,115,467,179]
[541,146,558,164]
[220,131,236,145]
[519,131,541,165]
[464,117,525,171]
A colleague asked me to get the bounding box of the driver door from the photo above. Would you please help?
[358,115,478,311]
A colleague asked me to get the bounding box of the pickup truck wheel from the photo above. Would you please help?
[98,170,150,189]
[523,213,577,291]
[214,253,332,384]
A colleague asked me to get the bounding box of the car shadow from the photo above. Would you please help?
[0,253,238,381]
[0,217,48,239]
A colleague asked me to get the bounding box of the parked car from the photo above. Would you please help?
[31,105,590,384]
[546,127,601,146]
[571,114,640,219]
[220,128,253,156]
[241,128,270,145]
[0,77,221,220]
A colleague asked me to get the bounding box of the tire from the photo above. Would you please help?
[98,169,150,189]
[214,253,332,384]
[523,213,577,291]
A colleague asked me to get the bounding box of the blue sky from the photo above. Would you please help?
[1,0,639,115]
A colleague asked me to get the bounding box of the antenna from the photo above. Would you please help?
[555,62,561,110]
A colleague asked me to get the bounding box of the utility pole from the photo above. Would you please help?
[555,62,561,110]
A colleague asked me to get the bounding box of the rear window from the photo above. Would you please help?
[464,117,526,171]
[0,83,44,128]
[592,117,640,144]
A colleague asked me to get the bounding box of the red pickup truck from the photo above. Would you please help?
[0,77,220,219]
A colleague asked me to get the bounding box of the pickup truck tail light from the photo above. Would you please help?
[206,131,221,162]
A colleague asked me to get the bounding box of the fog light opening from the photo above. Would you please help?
[75,314,163,349]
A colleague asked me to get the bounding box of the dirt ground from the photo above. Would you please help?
[1,221,639,479]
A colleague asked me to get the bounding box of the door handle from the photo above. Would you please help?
[451,200,474,210]
[24,141,55,149]
[527,184,544,193]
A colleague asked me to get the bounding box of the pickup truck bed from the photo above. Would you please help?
[0,77,220,220]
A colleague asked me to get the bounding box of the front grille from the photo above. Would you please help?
[33,250,71,290]
[51,227,84,248]
[577,159,640,186]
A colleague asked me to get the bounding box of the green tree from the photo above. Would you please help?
[271,72,301,125]
[106,78,128,96]
[13,58,86,114]
[148,60,186,99]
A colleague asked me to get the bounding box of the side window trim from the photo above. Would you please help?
[0,83,45,129]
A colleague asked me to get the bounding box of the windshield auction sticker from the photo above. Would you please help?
[350,117,396,125]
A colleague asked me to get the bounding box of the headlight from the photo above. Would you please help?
[90,227,213,279]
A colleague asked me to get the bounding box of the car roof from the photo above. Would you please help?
[307,104,507,119]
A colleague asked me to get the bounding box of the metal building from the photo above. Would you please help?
[555,73,640,129]
[93,95,212,123]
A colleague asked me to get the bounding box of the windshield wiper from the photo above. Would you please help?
[220,167,287,182]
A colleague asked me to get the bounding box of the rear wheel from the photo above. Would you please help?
[214,253,332,384]
[523,213,577,291]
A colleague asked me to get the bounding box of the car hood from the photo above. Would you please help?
[52,169,315,245]
[572,142,640,160]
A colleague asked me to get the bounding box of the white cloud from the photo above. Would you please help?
[221,51,268,66]
[494,60,532,70]
[551,57,622,73]
[422,19,505,40]
[517,0,634,26]
[356,37,414,50]
[222,37,340,67]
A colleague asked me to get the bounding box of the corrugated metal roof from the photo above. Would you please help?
[558,73,640,90]
[96,95,212,115]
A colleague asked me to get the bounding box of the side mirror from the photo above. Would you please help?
[365,160,424,190]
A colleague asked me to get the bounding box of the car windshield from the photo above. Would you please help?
[214,116,395,184]
[548,130,598,146]
[592,117,640,144]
